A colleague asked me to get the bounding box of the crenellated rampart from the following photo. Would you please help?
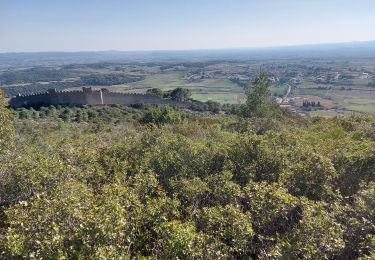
[9,87,192,108]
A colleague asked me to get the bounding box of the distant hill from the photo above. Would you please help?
[1,41,375,67]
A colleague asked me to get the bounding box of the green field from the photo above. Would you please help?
[309,109,356,118]
[114,72,244,103]
[191,92,246,104]
[292,88,328,98]
[322,89,375,114]
[114,73,294,104]
[337,98,375,114]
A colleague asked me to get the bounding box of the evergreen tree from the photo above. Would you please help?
[244,71,278,117]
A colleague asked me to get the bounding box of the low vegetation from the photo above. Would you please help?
[0,73,374,259]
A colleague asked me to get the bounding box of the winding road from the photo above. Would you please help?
[282,84,292,103]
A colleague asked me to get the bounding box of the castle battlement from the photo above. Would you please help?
[9,87,191,108]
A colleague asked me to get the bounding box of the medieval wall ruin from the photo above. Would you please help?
[9,87,191,108]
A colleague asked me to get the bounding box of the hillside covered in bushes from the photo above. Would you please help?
[0,74,374,259]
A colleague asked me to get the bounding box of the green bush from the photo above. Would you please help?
[140,105,184,125]
[1,95,375,258]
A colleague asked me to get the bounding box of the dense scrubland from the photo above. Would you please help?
[0,73,374,259]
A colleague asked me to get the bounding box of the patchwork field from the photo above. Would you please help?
[309,110,354,117]
[112,72,245,103]
[292,88,329,98]
[2,56,375,116]
[290,85,375,115]
[110,73,293,104]
[325,89,375,114]
[337,98,375,114]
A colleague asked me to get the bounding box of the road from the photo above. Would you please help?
[282,84,292,103]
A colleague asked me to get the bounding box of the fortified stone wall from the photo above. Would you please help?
[10,92,50,108]
[9,87,102,108]
[9,87,191,108]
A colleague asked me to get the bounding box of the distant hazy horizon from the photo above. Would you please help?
[0,40,374,54]
[1,0,374,52]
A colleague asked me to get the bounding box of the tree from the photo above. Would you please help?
[204,100,221,113]
[146,88,164,97]
[244,71,278,117]
[59,108,71,122]
[170,88,191,102]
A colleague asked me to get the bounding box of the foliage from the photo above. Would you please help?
[203,100,221,113]
[243,71,281,117]
[146,87,192,102]
[140,105,184,125]
[0,90,15,152]
[1,100,375,258]
[146,88,164,97]
[169,88,192,101]
[13,105,142,124]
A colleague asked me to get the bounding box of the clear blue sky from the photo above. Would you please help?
[1,0,374,52]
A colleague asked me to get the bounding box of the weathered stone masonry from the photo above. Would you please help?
[9,87,191,108]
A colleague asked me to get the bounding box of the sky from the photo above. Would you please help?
[1,0,374,52]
